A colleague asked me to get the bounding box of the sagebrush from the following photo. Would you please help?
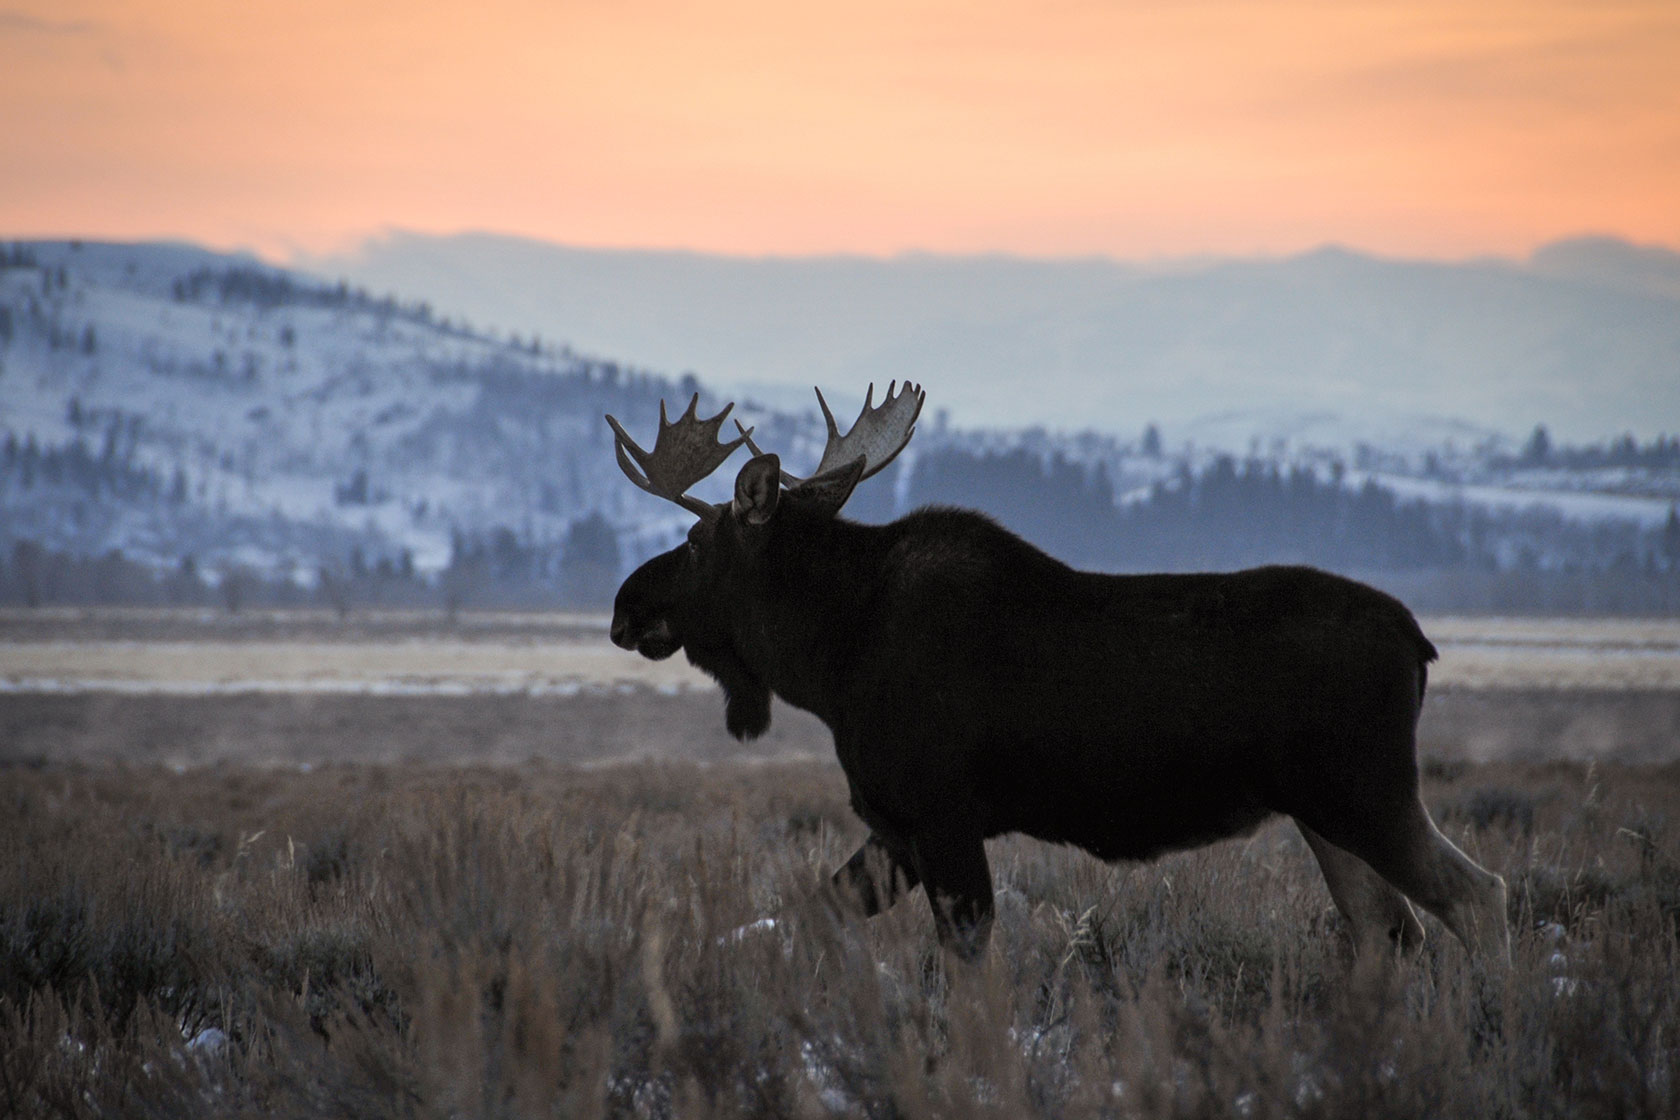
[2,758,1678,1118]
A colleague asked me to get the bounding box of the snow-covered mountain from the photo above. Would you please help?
[1,238,1675,598]
[308,233,1680,446]
[0,240,769,581]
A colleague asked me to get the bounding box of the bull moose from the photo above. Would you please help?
[605,384,1509,964]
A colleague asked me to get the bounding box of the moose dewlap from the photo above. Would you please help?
[606,383,1509,965]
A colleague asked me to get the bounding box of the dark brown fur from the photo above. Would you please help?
[612,456,1510,962]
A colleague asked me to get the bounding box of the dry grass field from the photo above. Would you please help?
[5,758,1680,1118]
[2,609,1679,1118]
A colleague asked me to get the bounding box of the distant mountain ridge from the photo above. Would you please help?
[306,233,1680,446]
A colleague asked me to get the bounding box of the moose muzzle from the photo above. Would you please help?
[610,614,679,660]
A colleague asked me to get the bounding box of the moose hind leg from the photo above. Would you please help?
[1328,799,1511,966]
[1402,805,1511,965]
[1296,820,1425,955]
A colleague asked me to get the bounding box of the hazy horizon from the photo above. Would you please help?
[301,225,1680,269]
[12,226,1680,275]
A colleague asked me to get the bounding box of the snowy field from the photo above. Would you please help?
[1422,616,1680,690]
[0,634,708,696]
[2,610,1678,694]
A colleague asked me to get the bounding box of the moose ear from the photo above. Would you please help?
[789,455,865,519]
[733,454,782,526]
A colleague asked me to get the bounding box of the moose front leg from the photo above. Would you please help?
[910,826,995,962]
[832,833,921,916]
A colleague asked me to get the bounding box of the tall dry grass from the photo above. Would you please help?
[3,757,1678,1118]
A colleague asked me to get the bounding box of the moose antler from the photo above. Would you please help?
[605,394,750,519]
[738,381,925,487]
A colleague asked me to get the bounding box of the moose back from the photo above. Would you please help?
[606,385,1509,963]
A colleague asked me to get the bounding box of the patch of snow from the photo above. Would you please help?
[185,1026,228,1058]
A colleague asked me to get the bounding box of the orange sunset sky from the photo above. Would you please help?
[3,0,1678,263]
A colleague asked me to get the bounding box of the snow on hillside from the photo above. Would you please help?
[0,240,729,580]
[1,239,1675,595]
